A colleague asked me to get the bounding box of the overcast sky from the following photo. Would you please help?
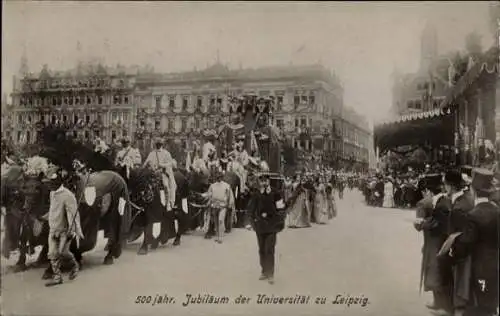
[2,1,494,123]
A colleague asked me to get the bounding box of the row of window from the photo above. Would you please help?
[18,94,130,107]
[139,117,214,132]
[16,111,130,125]
[153,95,287,110]
[407,99,441,110]
[33,78,126,90]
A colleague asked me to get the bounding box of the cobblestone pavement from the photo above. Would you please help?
[1,189,432,316]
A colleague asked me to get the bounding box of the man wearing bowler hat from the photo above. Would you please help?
[247,172,286,284]
[449,168,499,316]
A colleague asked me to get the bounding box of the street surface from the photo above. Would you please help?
[1,190,431,316]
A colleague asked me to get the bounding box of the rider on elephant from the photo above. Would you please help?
[94,137,110,155]
[143,138,177,211]
[191,141,209,176]
[229,136,250,193]
[115,137,142,180]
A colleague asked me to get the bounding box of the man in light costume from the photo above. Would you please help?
[94,137,109,154]
[115,136,142,180]
[143,138,177,211]
[229,135,250,192]
[203,131,221,172]
[191,141,209,176]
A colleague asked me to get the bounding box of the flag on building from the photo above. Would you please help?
[185,150,192,171]
[447,58,457,87]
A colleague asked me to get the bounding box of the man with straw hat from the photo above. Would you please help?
[447,168,499,316]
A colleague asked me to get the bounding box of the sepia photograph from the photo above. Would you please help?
[1,1,499,316]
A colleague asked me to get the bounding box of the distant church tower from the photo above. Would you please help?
[420,22,438,71]
[19,47,29,77]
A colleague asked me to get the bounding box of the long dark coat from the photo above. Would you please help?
[247,188,285,234]
[415,195,452,292]
[448,192,475,309]
[453,201,500,311]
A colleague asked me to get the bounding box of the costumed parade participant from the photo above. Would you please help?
[143,138,177,211]
[94,137,109,154]
[114,136,142,181]
[313,176,329,224]
[229,135,250,193]
[383,176,395,208]
[42,167,84,287]
[201,168,234,243]
[286,175,312,228]
[190,141,209,175]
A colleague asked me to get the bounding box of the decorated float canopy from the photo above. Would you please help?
[374,108,454,154]
[439,47,499,110]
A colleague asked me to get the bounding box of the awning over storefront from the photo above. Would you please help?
[440,48,499,109]
[374,109,454,154]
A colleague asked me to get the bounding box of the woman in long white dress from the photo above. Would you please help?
[382,177,395,208]
[313,177,329,224]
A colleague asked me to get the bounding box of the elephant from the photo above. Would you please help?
[127,167,190,255]
[41,170,132,279]
[1,166,51,272]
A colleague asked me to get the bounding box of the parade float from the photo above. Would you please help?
[219,94,284,190]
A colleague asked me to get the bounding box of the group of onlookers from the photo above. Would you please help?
[413,167,499,316]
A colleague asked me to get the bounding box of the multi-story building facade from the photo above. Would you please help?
[391,23,451,118]
[9,60,141,146]
[6,59,375,169]
[1,94,12,141]
[134,63,344,155]
[337,107,372,170]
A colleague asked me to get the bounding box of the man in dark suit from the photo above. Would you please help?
[413,174,453,315]
[374,175,385,207]
[443,169,475,315]
[247,173,286,284]
[449,168,499,316]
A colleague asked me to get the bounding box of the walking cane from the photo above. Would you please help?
[62,172,91,251]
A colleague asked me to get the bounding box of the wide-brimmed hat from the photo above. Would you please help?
[471,168,495,192]
[444,169,464,188]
